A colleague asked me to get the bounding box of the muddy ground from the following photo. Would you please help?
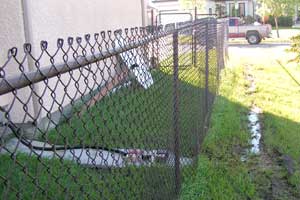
[228,43,300,200]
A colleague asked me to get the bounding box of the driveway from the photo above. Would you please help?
[227,43,295,67]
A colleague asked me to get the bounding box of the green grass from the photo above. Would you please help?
[250,62,300,192]
[180,66,258,199]
[0,154,175,200]
[0,51,219,199]
[46,67,204,157]
[181,45,300,199]
[231,45,300,192]
[45,50,218,157]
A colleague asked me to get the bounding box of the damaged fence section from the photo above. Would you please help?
[0,18,227,199]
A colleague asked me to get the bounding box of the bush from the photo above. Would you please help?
[268,16,294,27]
[287,34,300,63]
[244,15,256,24]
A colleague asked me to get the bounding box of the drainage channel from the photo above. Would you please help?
[242,71,262,161]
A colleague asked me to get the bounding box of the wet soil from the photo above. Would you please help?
[244,67,300,200]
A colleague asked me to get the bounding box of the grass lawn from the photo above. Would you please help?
[181,44,300,199]
[0,154,175,200]
[44,50,218,157]
[250,58,300,193]
[180,66,258,199]
[0,50,219,199]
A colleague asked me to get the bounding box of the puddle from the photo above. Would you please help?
[242,70,263,161]
[248,106,262,154]
[1,138,192,168]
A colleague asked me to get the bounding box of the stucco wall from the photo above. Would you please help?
[25,0,143,46]
[0,0,144,124]
[0,0,35,123]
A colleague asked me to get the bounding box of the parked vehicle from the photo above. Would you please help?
[228,17,272,44]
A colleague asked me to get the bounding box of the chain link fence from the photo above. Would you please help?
[0,18,227,199]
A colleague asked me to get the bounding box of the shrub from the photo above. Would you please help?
[287,34,300,63]
[268,16,294,27]
[244,15,256,24]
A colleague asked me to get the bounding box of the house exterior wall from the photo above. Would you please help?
[205,0,217,15]
[0,0,36,123]
[225,0,255,17]
[0,0,144,124]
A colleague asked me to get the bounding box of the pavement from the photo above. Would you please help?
[227,42,294,67]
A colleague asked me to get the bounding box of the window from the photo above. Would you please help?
[239,3,245,18]
[229,2,246,17]
[229,3,235,17]
[209,8,212,15]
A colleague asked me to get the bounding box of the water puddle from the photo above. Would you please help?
[242,71,262,161]
[248,106,262,154]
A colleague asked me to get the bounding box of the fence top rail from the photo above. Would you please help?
[0,19,221,96]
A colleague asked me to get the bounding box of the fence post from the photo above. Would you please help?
[216,24,220,89]
[172,30,181,196]
[205,22,209,114]
[192,7,198,67]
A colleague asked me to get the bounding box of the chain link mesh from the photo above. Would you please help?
[0,18,227,199]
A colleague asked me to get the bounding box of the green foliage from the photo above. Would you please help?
[244,15,256,24]
[268,15,294,26]
[257,0,296,17]
[0,154,175,200]
[257,0,297,37]
[179,0,206,11]
[180,66,258,199]
[288,34,300,63]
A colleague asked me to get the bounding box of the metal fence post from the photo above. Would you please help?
[205,22,209,114]
[192,7,197,67]
[216,24,220,89]
[172,30,181,196]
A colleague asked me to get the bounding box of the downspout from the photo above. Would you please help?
[21,1,40,124]
[141,0,146,26]
[253,0,255,18]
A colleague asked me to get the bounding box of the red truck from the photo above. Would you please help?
[228,17,272,44]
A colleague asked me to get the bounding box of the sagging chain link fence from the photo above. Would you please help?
[0,18,227,200]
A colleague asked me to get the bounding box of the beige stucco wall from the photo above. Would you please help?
[0,0,144,124]
[25,0,143,45]
[0,0,35,123]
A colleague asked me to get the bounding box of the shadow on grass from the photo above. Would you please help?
[0,64,219,199]
[1,64,299,199]
[180,94,300,200]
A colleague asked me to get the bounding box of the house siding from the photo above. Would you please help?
[0,0,144,124]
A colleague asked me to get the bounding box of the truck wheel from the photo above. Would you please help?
[247,34,260,45]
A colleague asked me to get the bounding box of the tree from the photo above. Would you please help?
[179,0,206,13]
[257,0,297,38]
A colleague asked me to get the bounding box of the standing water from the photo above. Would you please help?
[242,72,262,161]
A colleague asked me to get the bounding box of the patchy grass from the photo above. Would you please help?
[181,44,300,199]
[230,44,300,192]
[180,66,258,199]
[250,58,300,194]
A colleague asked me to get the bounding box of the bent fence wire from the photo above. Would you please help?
[0,18,227,200]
